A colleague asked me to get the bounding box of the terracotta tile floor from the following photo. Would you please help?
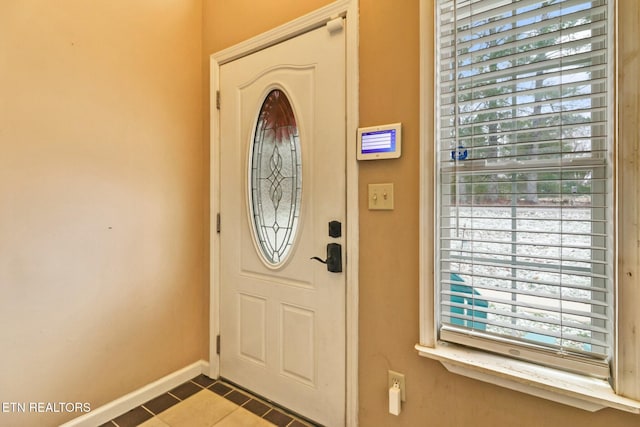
[99,375,319,427]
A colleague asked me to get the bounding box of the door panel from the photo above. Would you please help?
[219,22,346,426]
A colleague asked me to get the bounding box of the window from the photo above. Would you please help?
[249,89,302,267]
[434,0,614,379]
[419,0,640,413]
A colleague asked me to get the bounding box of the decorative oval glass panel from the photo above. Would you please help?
[249,89,302,266]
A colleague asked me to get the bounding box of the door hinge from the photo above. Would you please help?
[216,213,221,233]
[216,335,221,355]
[216,90,221,110]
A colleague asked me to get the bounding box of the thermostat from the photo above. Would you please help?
[357,123,402,160]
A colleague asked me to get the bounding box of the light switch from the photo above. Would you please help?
[368,183,394,210]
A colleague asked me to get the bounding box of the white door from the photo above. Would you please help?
[218,21,346,426]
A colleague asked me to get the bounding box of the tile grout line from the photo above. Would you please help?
[140,380,208,427]
[212,405,248,426]
[165,391,183,402]
[201,382,285,426]
[216,380,316,427]
[105,376,317,427]
[215,383,275,424]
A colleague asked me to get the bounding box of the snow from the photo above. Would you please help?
[442,205,610,353]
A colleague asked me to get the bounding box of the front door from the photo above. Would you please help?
[218,21,346,426]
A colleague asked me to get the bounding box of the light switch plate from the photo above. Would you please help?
[368,183,394,210]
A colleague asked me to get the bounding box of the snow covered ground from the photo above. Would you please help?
[442,205,609,354]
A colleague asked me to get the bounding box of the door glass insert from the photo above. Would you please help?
[249,89,302,266]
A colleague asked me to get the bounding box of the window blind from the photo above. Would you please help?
[435,0,613,379]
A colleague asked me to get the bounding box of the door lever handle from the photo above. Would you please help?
[310,243,342,273]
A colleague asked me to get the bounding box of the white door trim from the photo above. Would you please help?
[209,1,359,425]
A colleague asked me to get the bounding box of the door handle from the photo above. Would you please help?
[310,243,342,273]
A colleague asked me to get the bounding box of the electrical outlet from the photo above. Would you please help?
[388,370,406,402]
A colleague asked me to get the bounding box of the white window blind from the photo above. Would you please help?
[436,0,613,379]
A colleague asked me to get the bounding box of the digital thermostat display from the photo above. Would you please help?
[357,123,402,160]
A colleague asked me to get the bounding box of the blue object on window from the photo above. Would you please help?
[523,332,555,345]
[522,332,592,353]
[450,273,487,331]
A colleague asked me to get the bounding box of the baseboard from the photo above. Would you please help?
[60,360,210,427]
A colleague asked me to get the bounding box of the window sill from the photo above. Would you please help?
[415,342,640,414]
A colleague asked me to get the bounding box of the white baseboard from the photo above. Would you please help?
[60,360,210,427]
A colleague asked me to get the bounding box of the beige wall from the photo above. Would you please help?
[2,0,638,426]
[0,1,204,426]
[359,0,640,427]
[358,1,640,426]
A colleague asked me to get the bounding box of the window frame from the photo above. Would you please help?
[417,0,640,414]
[437,0,614,378]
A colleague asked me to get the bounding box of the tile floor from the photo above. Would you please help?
[99,375,319,427]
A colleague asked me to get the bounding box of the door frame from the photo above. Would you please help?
[208,1,359,425]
